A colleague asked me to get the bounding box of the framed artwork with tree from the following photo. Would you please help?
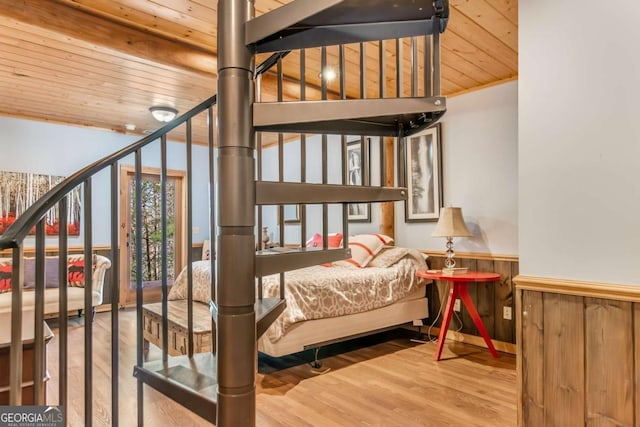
[402,124,442,222]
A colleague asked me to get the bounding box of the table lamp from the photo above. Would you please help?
[431,207,472,270]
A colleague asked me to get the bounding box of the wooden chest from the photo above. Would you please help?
[0,313,53,404]
[142,300,213,357]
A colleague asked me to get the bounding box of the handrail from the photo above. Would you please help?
[0,94,214,250]
[0,51,289,250]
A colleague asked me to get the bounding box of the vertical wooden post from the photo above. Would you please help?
[379,137,395,239]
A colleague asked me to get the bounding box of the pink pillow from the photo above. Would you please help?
[305,233,343,248]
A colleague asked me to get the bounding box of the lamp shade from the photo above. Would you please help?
[149,106,178,122]
[431,207,472,237]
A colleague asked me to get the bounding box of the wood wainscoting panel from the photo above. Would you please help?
[476,259,496,338]
[94,247,115,305]
[520,290,544,426]
[585,298,634,426]
[516,276,640,426]
[457,258,478,335]
[636,303,640,426]
[494,260,515,343]
[543,293,585,426]
[426,255,446,329]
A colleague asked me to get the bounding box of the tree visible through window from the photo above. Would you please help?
[129,179,176,285]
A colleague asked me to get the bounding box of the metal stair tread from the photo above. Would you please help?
[256,182,407,205]
[247,0,449,52]
[256,298,287,339]
[134,353,217,423]
[254,97,446,137]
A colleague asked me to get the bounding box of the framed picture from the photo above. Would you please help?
[0,170,82,235]
[281,204,300,224]
[403,124,442,222]
[347,138,371,222]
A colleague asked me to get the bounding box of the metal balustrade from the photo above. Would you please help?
[0,0,448,425]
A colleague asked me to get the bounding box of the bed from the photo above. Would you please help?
[145,244,430,358]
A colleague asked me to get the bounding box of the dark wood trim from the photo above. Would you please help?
[515,275,640,302]
[422,250,518,262]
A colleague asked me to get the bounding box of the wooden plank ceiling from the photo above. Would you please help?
[0,0,517,145]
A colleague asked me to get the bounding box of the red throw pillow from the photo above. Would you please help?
[67,259,85,287]
[0,262,11,293]
[327,233,343,248]
[305,233,343,248]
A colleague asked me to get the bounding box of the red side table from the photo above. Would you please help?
[417,270,501,361]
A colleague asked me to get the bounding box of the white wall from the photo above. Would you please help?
[260,134,383,244]
[519,0,640,284]
[396,81,519,255]
[0,116,211,246]
[261,81,519,254]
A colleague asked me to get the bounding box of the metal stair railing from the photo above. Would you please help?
[0,50,286,426]
[217,0,450,426]
[0,0,449,424]
[0,92,214,426]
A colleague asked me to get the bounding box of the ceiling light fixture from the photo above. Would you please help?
[149,106,178,123]
[319,67,337,82]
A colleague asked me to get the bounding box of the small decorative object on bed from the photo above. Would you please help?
[347,137,371,222]
[281,205,300,224]
[432,206,472,270]
[402,124,442,222]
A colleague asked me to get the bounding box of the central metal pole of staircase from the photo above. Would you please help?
[216,0,257,425]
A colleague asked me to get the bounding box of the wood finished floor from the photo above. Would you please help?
[45,309,516,426]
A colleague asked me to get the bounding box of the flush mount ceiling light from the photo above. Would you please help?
[149,106,178,123]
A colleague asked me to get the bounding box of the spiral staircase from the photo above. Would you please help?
[0,0,449,425]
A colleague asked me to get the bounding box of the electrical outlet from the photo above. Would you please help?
[453,299,461,312]
[503,306,512,320]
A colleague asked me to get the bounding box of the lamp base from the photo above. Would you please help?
[444,237,456,269]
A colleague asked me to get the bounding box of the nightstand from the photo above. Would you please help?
[417,270,501,361]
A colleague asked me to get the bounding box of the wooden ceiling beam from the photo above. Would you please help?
[0,0,217,76]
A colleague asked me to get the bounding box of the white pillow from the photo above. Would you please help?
[168,261,212,304]
[368,246,409,268]
[202,240,211,260]
[335,233,394,268]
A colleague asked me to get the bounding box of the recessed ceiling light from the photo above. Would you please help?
[125,123,136,131]
[149,106,178,122]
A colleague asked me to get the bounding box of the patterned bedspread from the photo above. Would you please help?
[169,249,428,343]
[261,249,427,342]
